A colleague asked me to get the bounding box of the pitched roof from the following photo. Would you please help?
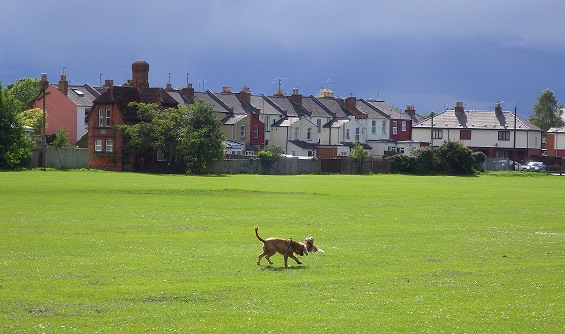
[221,113,248,125]
[314,97,354,118]
[267,95,309,117]
[272,116,300,127]
[93,86,178,121]
[214,92,259,115]
[289,140,317,149]
[250,95,285,117]
[356,99,390,119]
[65,84,101,106]
[366,100,411,120]
[192,91,232,115]
[413,109,542,131]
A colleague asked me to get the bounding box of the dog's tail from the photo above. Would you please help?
[254,226,265,243]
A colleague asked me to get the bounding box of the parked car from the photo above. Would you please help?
[525,161,547,172]
[514,162,528,171]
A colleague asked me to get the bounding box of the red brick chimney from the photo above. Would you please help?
[58,74,68,95]
[274,89,284,97]
[495,102,502,116]
[104,79,114,87]
[221,86,232,94]
[39,73,49,91]
[131,61,149,87]
[165,83,173,91]
[238,86,251,103]
[181,83,195,100]
[346,95,356,110]
[454,101,464,113]
[290,88,302,105]
[405,105,416,117]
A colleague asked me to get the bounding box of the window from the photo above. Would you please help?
[264,116,270,130]
[245,151,255,157]
[371,121,377,134]
[381,120,387,135]
[460,129,471,140]
[240,125,246,138]
[307,128,312,141]
[98,109,104,127]
[498,131,510,141]
[106,109,111,127]
[95,140,103,152]
[345,128,350,139]
[85,108,90,116]
[294,127,300,140]
[392,121,398,135]
[105,140,113,152]
[157,149,165,161]
[308,151,315,157]
[317,119,322,133]
[401,121,407,132]
[253,125,259,139]
[355,128,360,142]
[432,129,443,139]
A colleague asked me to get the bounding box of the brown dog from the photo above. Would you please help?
[304,237,324,253]
[255,226,308,268]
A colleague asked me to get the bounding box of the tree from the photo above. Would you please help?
[53,127,71,148]
[121,101,225,174]
[181,101,225,174]
[121,102,190,168]
[530,89,564,133]
[349,142,369,174]
[0,82,34,169]
[17,108,45,135]
[436,140,475,175]
[6,78,40,114]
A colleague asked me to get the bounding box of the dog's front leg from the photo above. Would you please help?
[289,254,302,265]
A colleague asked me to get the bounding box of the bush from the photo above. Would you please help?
[436,141,475,175]
[388,154,417,174]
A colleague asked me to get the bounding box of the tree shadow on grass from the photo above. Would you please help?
[260,265,307,271]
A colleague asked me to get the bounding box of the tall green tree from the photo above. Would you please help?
[530,89,564,133]
[17,108,45,135]
[121,101,225,174]
[0,82,34,169]
[6,78,40,114]
[181,101,226,174]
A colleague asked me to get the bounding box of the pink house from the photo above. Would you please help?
[33,73,102,144]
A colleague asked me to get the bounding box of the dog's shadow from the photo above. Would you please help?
[260,265,307,271]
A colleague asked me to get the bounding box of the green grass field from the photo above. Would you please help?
[0,170,563,332]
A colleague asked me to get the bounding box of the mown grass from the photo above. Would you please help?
[0,170,563,332]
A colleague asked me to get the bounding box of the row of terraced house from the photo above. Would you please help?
[34,61,545,172]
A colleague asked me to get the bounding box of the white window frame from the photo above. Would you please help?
[355,128,360,142]
[106,109,111,127]
[98,109,104,127]
[317,119,322,133]
[95,139,103,152]
[253,125,259,139]
[105,140,113,152]
[371,120,377,134]
[307,128,312,141]
[294,127,299,140]
[392,121,398,135]
[401,121,407,132]
[381,120,387,135]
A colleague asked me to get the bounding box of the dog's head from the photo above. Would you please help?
[304,237,315,252]
[292,240,308,256]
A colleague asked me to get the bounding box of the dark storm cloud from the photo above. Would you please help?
[1,0,563,116]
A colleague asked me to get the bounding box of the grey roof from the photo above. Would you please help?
[214,92,258,115]
[356,99,390,119]
[192,91,232,115]
[342,142,373,150]
[64,84,101,106]
[272,117,299,127]
[413,109,542,131]
[250,95,285,117]
[323,118,349,128]
[221,113,248,125]
[166,90,189,105]
[267,95,309,117]
[314,97,354,118]
[289,140,317,149]
[366,100,411,120]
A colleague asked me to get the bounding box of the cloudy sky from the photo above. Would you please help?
[1,0,563,117]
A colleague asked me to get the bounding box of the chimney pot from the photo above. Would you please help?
[274,89,284,96]
[290,88,302,105]
[165,83,173,91]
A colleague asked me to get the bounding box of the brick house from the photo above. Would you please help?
[87,61,178,171]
